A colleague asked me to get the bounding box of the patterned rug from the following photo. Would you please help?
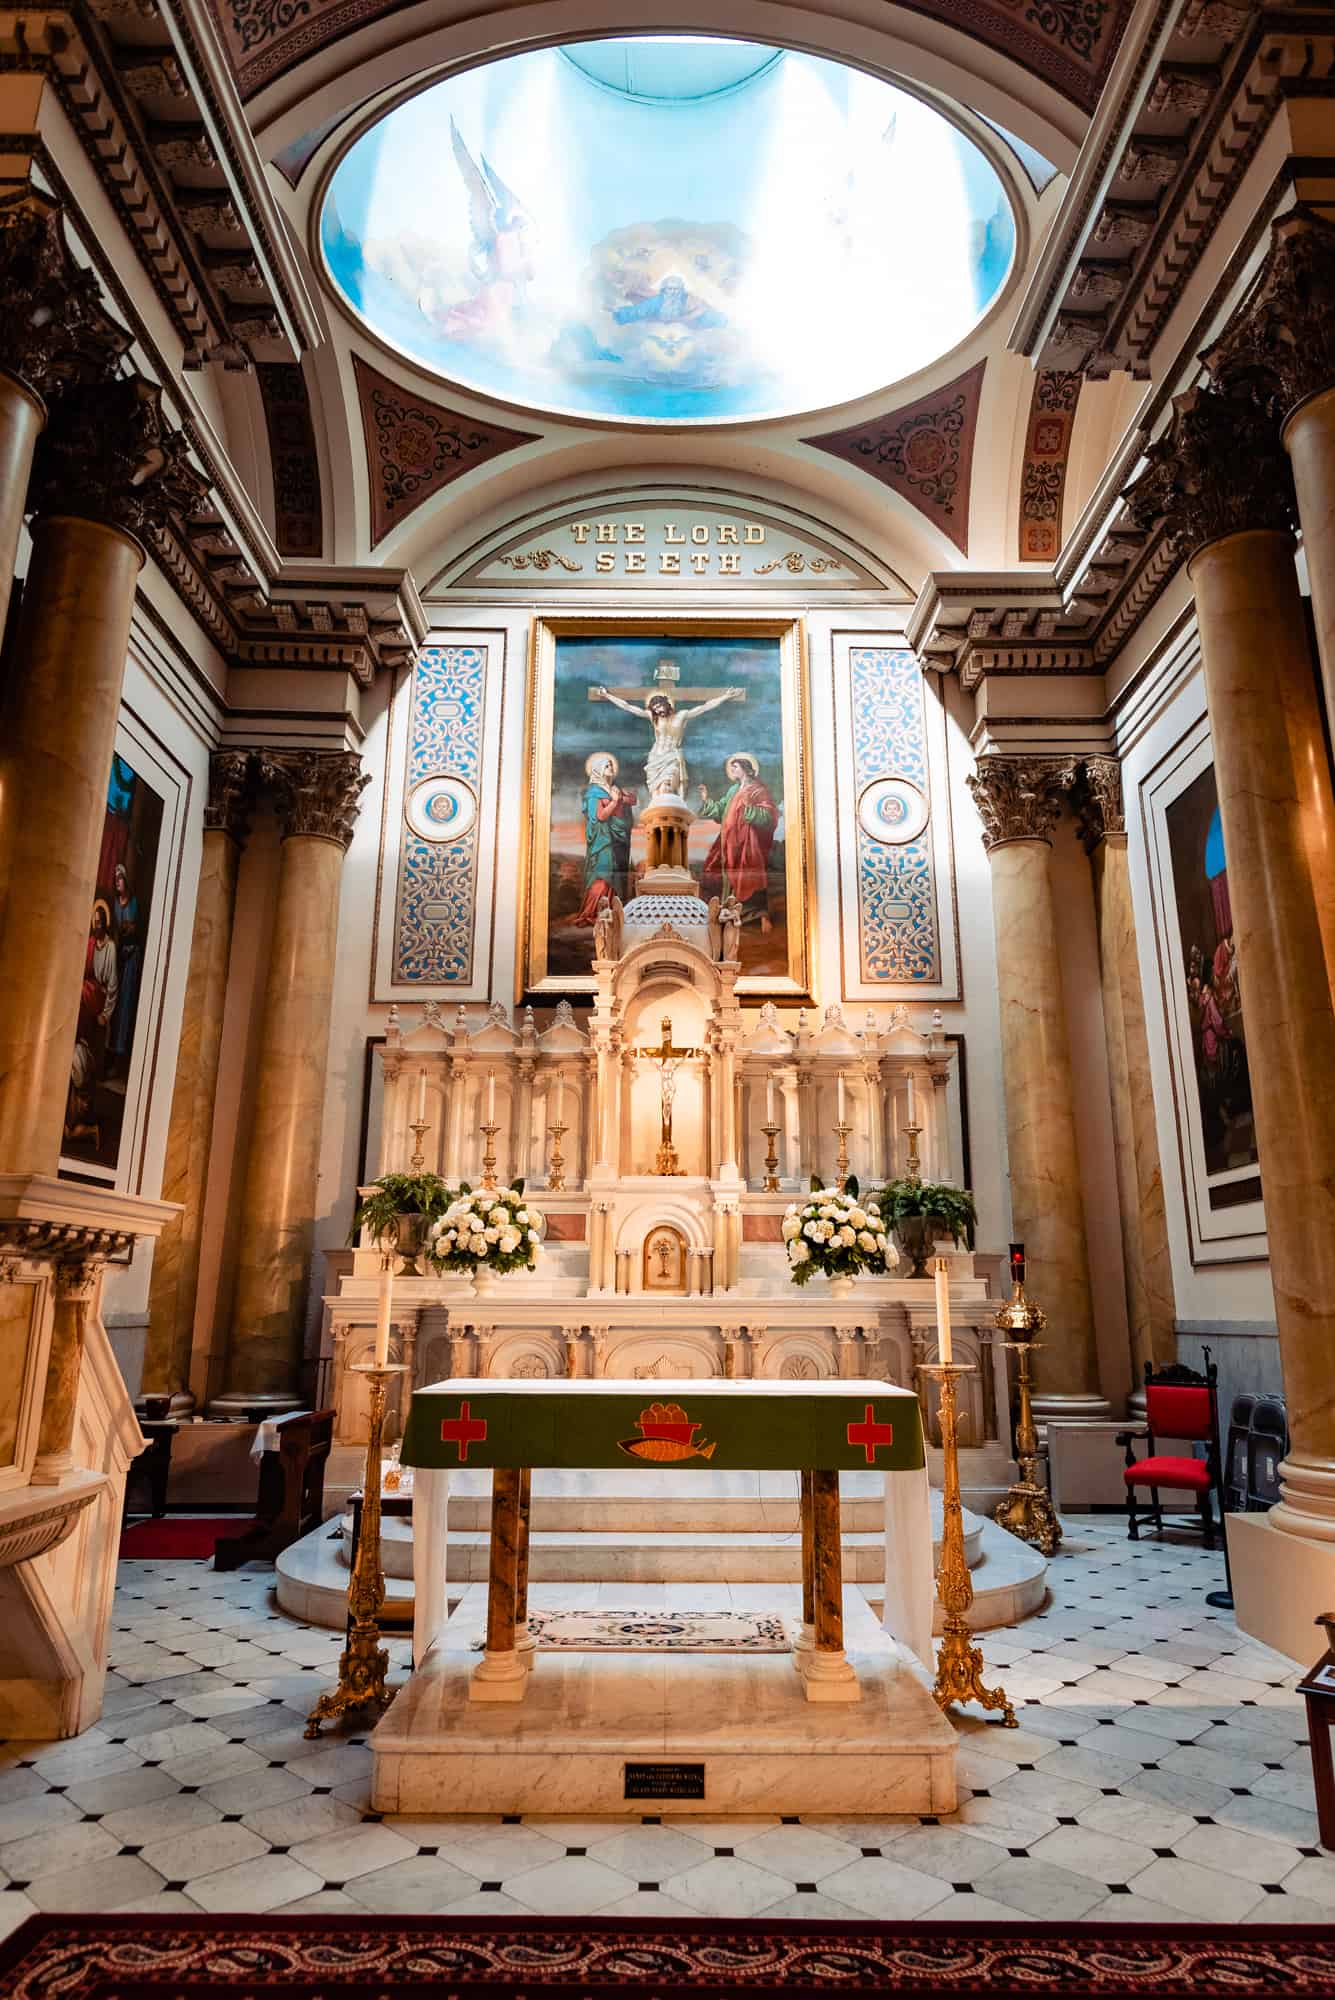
[4,1916,1335,1998]
[471,1608,790,1652]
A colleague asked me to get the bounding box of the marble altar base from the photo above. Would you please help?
[371,1583,957,1818]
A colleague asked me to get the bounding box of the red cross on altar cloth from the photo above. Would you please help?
[846,1403,895,1464]
[440,1400,488,1462]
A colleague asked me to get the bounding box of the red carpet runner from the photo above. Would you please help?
[118,1517,252,1560]
[3,1915,1334,1998]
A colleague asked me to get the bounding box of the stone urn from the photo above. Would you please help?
[827,1274,856,1300]
[470,1265,500,1297]
[894,1214,936,1279]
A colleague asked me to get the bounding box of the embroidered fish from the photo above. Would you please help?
[619,1400,717,1463]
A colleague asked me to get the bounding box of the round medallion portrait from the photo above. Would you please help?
[857,776,929,845]
[406,775,479,844]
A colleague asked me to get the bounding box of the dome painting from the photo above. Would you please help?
[320,39,1016,426]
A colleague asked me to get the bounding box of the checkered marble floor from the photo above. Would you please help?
[1,1523,1329,1930]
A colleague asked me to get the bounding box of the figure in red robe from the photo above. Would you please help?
[697,753,778,931]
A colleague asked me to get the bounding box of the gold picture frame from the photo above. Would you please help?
[519,613,813,999]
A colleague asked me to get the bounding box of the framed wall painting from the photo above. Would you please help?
[1142,717,1265,1263]
[520,616,812,998]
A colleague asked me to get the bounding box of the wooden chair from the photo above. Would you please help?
[1116,1357,1226,1547]
[214,1408,335,1570]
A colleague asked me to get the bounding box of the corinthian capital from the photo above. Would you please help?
[1069,757,1125,852]
[259,750,369,849]
[1121,384,1296,559]
[28,376,211,546]
[0,189,131,401]
[967,757,1067,849]
[1204,207,1335,427]
[204,749,254,842]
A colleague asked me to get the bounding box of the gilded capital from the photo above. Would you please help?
[1204,207,1335,428]
[203,749,254,842]
[0,189,130,401]
[967,757,1066,850]
[28,376,211,546]
[259,749,369,849]
[1121,384,1296,559]
[1069,756,1125,852]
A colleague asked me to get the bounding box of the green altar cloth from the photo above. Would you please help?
[401,1377,925,1475]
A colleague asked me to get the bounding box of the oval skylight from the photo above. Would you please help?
[320,38,1017,426]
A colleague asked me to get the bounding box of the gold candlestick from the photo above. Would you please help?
[547,1121,567,1192]
[407,1118,430,1174]
[480,1121,501,1191]
[761,1122,781,1192]
[921,1359,1016,1729]
[305,1362,408,1738]
[992,1262,1062,1556]
[833,1121,852,1192]
[905,1123,923,1183]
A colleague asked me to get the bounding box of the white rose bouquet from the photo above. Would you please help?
[781,1178,898,1288]
[425,1180,542,1279]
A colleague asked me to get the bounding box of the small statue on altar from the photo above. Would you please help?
[707,893,744,962]
[594,893,624,962]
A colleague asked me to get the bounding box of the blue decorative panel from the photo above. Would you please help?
[849,647,939,983]
[393,644,487,984]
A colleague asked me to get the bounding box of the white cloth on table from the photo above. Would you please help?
[249,1420,282,1461]
[881,1461,934,1668]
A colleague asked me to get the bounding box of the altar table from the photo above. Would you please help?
[401,1378,932,1704]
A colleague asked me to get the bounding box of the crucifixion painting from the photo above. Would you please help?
[590,657,744,799]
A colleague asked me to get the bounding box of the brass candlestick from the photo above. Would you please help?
[921,1359,1016,1729]
[480,1121,501,1192]
[833,1122,852,1192]
[905,1123,923,1183]
[547,1121,567,1192]
[306,1362,407,1738]
[993,1267,1062,1557]
[762,1122,781,1192]
[407,1118,430,1174]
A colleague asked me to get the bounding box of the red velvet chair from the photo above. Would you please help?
[1116,1358,1225,1547]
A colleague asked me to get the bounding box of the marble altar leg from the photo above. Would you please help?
[515,1466,535,1659]
[411,1467,450,1667]
[471,1466,528,1701]
[794,1468,816,1672]
[804,1469,859,1702]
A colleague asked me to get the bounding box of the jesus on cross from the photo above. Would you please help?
[591,658,744,801]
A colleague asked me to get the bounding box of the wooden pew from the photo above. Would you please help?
[214,1408,335,1570]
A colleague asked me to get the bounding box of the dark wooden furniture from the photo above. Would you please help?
[122,1420,178,1523]
[214,1408,335,1570]
[1115,1356,1226,1547]
[1298,1613,1335,1852]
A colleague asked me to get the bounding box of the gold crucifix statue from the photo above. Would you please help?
[636,1015,700,1175]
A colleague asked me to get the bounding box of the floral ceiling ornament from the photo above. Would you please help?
[352,355,539,547]
[803,361,986,554]
[1019,371,1081,561]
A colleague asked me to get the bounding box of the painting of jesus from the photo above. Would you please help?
[522,619,810,996]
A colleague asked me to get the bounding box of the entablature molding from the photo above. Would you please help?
[1012,5,1335,380]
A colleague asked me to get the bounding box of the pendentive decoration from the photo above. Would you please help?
[1018,371,1081,561]
[259,749,370,849]
[352,355,540,546]
[803,361,986,554]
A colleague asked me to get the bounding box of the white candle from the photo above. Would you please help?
[554,1071,565,1123]
[374,1261,393,1369]
[486,1069,495,1123]
[837,1072,846,1123]
[766,1074,776,1125]
[906,1069,916,1125]
[417,1067,427,1122]
[934,1255,953,1366]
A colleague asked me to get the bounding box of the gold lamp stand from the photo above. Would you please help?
[992,1274,1063,1558]
[305,1362,407,1738]
[922,1359,1016,1729]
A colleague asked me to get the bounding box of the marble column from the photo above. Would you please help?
[214,751,368,1414]
[1072,761,1176,1381]
[32,1256,100,1484]
[967,758,1106,1417]
[471,1466,527,1699]
[143,753,252,1411]
[0,378,206,1177]
[1126,383,1335,1550]
[0,190,129,636]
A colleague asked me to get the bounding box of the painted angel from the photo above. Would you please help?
[434,116,534,342]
